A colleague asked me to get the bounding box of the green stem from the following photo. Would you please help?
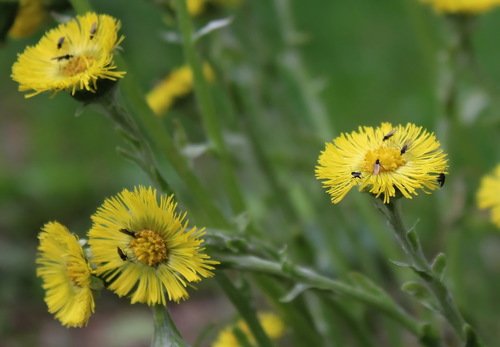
[151,306,189,347]
[216,253,429,342]
[173,0,246,214]
[377,200,482,345]
[215,272,274,347]
[98,88,172,194]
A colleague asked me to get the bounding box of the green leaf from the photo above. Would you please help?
[348,272,387,299]
[430,253,447,279]
[280,283,312,303]
[463,324,484,347]
[389,259,412,268]
[401,281,439,313]
[406,228,421,253]
[193,17,234,42]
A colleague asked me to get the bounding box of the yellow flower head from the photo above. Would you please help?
[477,164,500,228]
[212,312,285,347]
[36,222,95,328]
[88,186,218,305]
[421,0,500,14]
[316,122,448,204]
[11,12,125,97]
[8,0,47,39]
[147,63,214,116]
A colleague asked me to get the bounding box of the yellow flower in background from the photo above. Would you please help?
[36,222,95,328]
[421,0,500,14]
[11,12,125,97]
[316,122,448,204]
[88,186,218,305]
[8,0,47,39]
[188,0,207,16]
[477,164,500,228]
[146,63,215,116]
[212,312,285,347]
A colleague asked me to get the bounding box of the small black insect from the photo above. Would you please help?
[90,22,97,39]
[437,173,446,187]
[351,171,362,179]
[57,37,65,49]
[117,247,128,261]
[400,144,408,154]
[52,54,73,61]
[119,228,136,237]
[373,159,381,175]
[383,129,396,141]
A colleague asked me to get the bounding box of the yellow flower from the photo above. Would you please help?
[421,0,500,14]
[188,0,207,16]
[11,12,125,98]
[146,63,215,116]
[316,122,448,204]
[36,222,95,328]
[477,164,500,228]
[212,312,285,347]
[88,186,218,305]
[8,0,47,39]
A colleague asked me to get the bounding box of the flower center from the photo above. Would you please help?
[130,230,168,267]
[61,55,95,76]
[66,261,89,288]
[362,147,406,174]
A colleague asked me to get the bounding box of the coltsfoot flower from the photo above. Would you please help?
[88,186,218,305]
[421,0,500,14]
[477,164,500,228]
[36,222,95,327]
[212,312,285,347]
[316,122,448,204]
[146,63,214,116]
[11,12,125,97]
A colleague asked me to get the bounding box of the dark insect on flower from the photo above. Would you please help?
[437,173,446,187]
[373,159,381,175]
[383,129,396,141]
[52,54,73,61]
[351,171,362,179]
[117,247,128,261]
[119,228,136,237]
[90,22,97,39]
[401,144,408,154]
[57,37,65,49]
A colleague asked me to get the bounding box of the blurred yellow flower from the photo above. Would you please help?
[8,0,47,39]
[36,222,95,328]
[477,164,500,228]
[421,0,500,14]
[146,63,215,116]
[316,122,448,204]
[11,12,125,97]
[188,0,207,16]
[88,186,218,305]
[212,312,285,347]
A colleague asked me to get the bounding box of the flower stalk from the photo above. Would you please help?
[151,306,189,347]
[375,199,483,346]
[212,250,440,346]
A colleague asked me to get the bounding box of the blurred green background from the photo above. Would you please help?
[1,0,499,346]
